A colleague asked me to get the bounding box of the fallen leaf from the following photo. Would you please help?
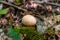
[0,8,9,14]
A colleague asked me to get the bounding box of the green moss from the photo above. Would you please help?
[15,0,21,3]
[20,27,41,40]
[45,28,54,35]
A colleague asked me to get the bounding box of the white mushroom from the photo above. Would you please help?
[22,15,37,26]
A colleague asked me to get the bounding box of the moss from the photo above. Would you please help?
[20,27,41,40]
[13,27,54,40]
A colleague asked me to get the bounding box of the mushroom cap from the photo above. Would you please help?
[22,15,37,26]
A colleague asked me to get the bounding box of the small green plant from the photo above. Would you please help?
[8,26,21,40]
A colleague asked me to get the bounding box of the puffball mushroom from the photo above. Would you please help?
[22,15,37,26]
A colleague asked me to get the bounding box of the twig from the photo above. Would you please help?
[0,1,27,12]
[35,1,60,7]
